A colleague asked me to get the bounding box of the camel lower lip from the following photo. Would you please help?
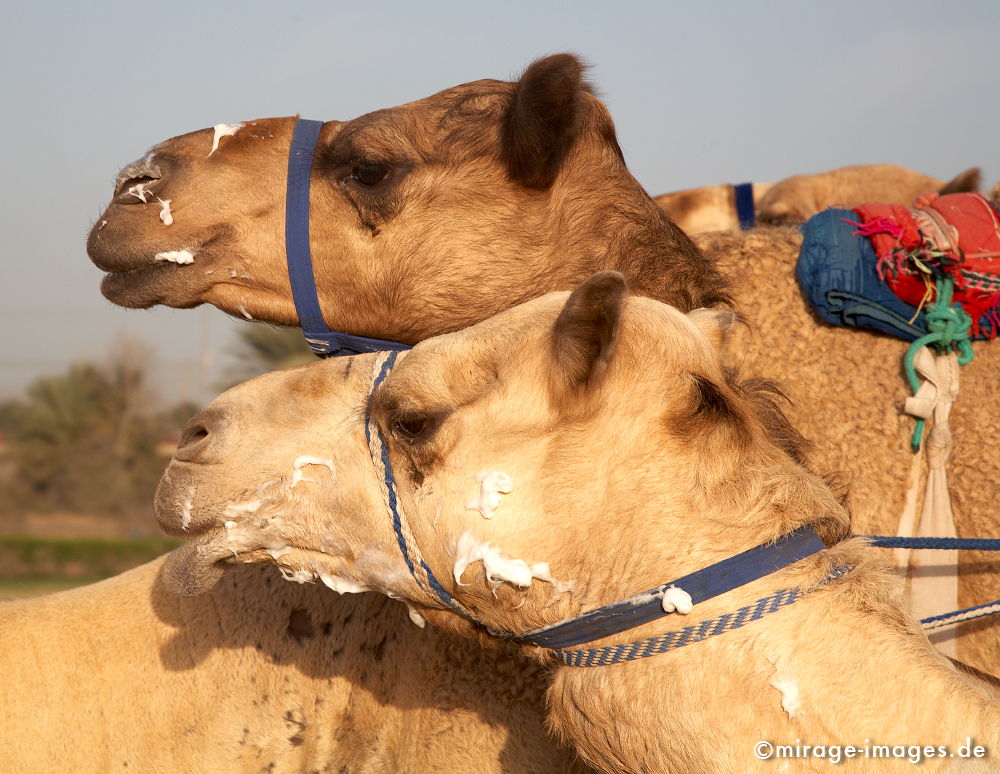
[100,263,202,309]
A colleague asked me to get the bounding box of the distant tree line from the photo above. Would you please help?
[0,352,197,534]
[0,324,313,536]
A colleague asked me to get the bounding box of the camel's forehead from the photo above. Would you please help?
[322,80,510,162]
[216,355,375,425]
[374,293,570,402]
[397,78,511,112]
[378,294,714,406]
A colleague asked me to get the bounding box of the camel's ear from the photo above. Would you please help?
[687,307,737,355]
[502,53,586,189]
[552,271,627,391]
[938,167,981,195]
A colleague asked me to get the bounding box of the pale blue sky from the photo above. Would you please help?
[2,0,997,404]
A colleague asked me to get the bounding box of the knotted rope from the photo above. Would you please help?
[896,276,976,656]
[903,276,973,452]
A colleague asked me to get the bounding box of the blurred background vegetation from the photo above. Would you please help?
[0,324,312,599]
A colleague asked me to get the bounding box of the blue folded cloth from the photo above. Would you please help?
[796,209,927,341]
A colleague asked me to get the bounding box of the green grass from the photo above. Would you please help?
[0,535,180,581]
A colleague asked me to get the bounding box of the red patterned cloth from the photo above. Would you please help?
[852,193,1000,337]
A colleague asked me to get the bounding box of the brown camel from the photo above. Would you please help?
[151,274,1000,773]
[654,164,980,234]
[87,53,1000,671]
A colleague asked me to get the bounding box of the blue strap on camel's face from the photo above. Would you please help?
[285,118,412,358]
[363,350,849,666]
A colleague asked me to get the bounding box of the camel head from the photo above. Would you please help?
[155,272,846,643]
[756,164,981,226]
[88,55,720,342]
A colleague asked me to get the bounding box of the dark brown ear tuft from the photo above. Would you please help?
[502,53,587,189]
[552,271,627,390]
[690,374,748,435]
[668,372,751,449]
[938,167,981,195]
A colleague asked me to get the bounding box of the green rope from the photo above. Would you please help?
[903,275,974,452]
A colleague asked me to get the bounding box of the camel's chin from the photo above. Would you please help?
[160,541,231,596]
[100,266,204,310]
[161,536,370,599]
[159,536,273,597]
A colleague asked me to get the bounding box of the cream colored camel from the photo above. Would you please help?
[654,165,979,234]
[653,182,774,233]
[0,559,586,773]
[151,273,1000,774]
[87,53,1000,671]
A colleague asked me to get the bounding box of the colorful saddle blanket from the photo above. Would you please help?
[797,193,1000,341]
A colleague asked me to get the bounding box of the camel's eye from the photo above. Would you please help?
[392,415,431,441]
[351,161,390,186]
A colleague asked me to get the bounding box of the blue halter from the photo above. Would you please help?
[285,118,412,357]
[365,350,852,666]
[733,181,756,230]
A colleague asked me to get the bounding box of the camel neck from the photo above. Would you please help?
[546,572,1000,773]
[539,161,730,312]
[601,204,731,312]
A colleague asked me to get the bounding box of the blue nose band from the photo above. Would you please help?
[285,118,412,357]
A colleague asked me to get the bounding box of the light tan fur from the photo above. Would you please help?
[0,556,586,772]
[150,280,1000,773]
[697,226,1000,673]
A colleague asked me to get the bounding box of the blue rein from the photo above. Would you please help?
[285,118,411,357]
[515,525,827,649]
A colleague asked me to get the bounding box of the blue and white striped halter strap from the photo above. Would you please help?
[364,350,853,667]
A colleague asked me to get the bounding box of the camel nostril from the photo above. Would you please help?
[173,406,230,463]
[179,424,209,449]
[113,154,164,200]
[115,175,162,203]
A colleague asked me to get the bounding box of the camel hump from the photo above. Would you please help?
[938,167,981,195]
[502,53,589,188]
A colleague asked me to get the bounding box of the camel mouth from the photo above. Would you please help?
[99,262,203,309]
[162,525,356,597]
[90,236,203,274]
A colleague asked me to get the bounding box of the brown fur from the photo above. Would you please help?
[551,270,626,392]
[88,55,727,340]
[653,182,774,233]
[86,53,999,668]
[502,54,589,188]
[151,286,1000,773]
